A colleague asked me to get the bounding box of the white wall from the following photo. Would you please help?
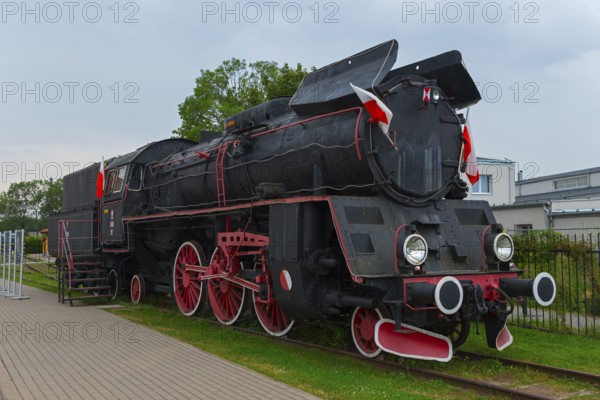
[492,205,548,231]
[552,214,600,231]
[551,198,600,211]
[465,161,515,206]
[516,179,553,197]
[588,171,600,187]
[517,170,600,198]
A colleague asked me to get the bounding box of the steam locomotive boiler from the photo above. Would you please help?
[49,40,556,361]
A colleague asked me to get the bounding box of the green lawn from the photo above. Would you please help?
[461,325,600,374]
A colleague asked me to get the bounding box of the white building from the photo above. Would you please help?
[491,166,600,233]
[464,157,516,206]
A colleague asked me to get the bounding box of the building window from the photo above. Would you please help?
[553,175,589,190]
[514,224,533,233]
[472,175,491,194]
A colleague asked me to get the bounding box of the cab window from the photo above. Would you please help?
[129,164,143,191]
[112,166,127,193]
[105,170,116,194]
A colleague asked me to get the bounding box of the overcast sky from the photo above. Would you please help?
[1,0,599,190]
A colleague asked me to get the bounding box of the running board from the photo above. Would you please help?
[375,319,453,362]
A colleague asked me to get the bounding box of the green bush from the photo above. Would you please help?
[512,229,600,324]
[24,235,43,254]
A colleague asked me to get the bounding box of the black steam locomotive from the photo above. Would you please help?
[49,40,556,361]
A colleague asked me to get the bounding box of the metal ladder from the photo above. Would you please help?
[57,221,112,305]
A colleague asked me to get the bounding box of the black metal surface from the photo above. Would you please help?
[329,197,496,277]
[62,162,101,212]
[290,40,398,114]
[48,210,97,257]
[105,138,195,170]
[501,278,535,297]
[150,79,465,211]
[224,97,291,134]
[384,50,481,109]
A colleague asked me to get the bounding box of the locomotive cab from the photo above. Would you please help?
[98,139,196,247]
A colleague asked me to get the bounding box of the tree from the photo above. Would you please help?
[39,179,63,221]
[0,179,62,231]
[173,58,310,141]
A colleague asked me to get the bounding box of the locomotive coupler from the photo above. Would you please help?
[462,284,484,320]
[463,282,515,349]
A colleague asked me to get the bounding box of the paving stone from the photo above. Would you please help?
[0,287,319,400]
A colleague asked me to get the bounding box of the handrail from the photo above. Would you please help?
[58,220,75,290]
[56,218,104,303]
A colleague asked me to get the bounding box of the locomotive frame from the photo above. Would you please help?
[49,40,556,361]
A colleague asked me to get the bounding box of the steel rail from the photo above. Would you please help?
[456,350,600,385]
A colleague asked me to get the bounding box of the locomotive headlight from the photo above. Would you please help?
[403,234,428,266]
[432,88,440,103]
[493,233,514,262]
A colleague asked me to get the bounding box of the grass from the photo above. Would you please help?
[401,325,600,398]
[21,260,60,293]
[461,325,600,374]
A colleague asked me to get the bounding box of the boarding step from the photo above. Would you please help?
[69,269,105,274]
[69,277,109,283]
[60,267,114,305]
[64,294,113,303]
[69,285,112,292]
[68,260,104,266]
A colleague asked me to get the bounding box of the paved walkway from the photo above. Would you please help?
[0,286,319,400]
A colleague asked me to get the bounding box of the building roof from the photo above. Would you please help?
[551,208,600,216]
[476,157,515,165]
[516,187,600,203]
[516,166,600,185]
[492,202,545,211]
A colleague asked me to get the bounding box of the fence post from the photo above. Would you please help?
[1,230,29,300]
[0,232,5,293]
[4,231,14,296]
[11,229,29,300]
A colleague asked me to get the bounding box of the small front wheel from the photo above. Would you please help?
[130,273,145,304]
[351,305,389,358]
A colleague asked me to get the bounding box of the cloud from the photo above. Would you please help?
[1,0,599,188]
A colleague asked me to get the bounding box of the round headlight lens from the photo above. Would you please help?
[403,234,428,266]
[493,233,514,262]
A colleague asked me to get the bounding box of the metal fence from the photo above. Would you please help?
[1,229,29,300]
[508,229,600,336]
